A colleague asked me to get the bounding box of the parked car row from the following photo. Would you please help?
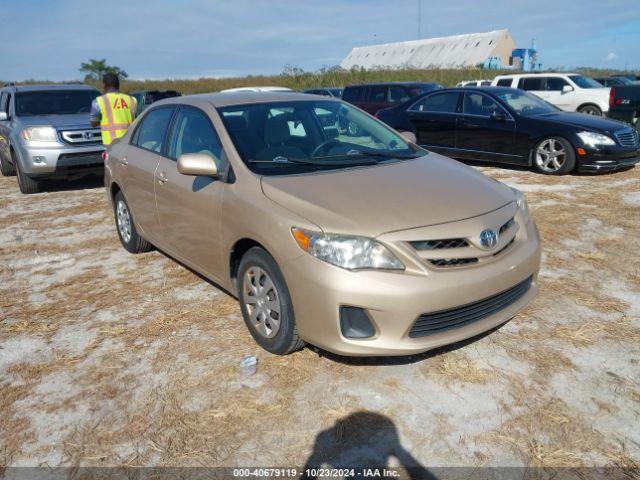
[0,76,636,357]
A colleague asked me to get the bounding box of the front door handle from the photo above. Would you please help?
[157,171,168,184]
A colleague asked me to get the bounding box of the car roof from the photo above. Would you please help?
[1,84,100,92]
[151,91,338,108]
[344,82,439,88]
[494,72,578,78]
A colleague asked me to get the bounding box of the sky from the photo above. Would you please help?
[2,0,639,81]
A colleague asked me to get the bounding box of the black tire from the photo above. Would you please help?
[0,151,16,176]
[578,104,602,116]
[532,136,576,175]
[16,158,41,194]
[113,191,153,254]
[237,247,305,355]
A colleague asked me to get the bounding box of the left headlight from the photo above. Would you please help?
[292,228,405,271]
[21,126,59,144]
[511,188,531,224]
[577,131,615,148]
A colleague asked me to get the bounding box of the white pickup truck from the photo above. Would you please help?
[491,73,611,116]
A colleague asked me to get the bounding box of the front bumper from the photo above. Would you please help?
[578,148,640,172]
[16,141,104,177]
[280,214,541,356]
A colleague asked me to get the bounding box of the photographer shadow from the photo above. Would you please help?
[301,411,435,479]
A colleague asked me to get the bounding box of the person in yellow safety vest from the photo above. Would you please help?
[89,73,137,145]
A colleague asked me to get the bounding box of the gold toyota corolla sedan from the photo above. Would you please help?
[104,92,541,356]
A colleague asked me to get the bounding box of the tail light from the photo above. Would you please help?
[609,87,615,109]
[101,151,108,162]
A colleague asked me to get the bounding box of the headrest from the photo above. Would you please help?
[264,116,291,144]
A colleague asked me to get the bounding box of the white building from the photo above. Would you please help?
[340,29,516,70]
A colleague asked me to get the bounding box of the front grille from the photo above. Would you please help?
[614,129,640,149]
[60,129,102,145]
[429,257,478,267]
[411,238,469,250]
[499,218,515,235]
[409,276,533,338]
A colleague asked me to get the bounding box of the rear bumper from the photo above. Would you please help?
[578,148,640,172]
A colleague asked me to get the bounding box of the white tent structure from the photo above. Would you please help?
[340,29,516,70]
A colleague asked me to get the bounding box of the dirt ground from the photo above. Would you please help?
[1,163,639,473]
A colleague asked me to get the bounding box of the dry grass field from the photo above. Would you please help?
[1,163,639,474]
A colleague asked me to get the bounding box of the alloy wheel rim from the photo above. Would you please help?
[583,107,600,116]
[242,266,281,338]
[116,200,132,243]
[535,139,566,173]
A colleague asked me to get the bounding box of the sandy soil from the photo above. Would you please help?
[1,164,639,473]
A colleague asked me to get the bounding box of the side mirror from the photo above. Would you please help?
[490,111,507,122]
[399,131,417,144]
[0,111,7,121]
[177,152,220,177]
[562,85,574,93]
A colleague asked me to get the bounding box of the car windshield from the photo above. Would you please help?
[15,90,99,116]
[496,90,559,116]
[328,88,343,97]
[218,100,423,176]
[612,77,634,85]
[568,75,603,89]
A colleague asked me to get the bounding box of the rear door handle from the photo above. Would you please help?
[157,171,168,184]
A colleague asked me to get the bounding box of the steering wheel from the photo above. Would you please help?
[311,139,342,158]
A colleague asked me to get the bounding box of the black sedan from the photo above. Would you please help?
[377,87,640,174]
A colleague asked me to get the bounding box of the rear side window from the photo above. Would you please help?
[168,107,222,160]
[518,77,545,91]
[496,78,513,87]
[132,107,174,153]
[342,87,364,102]
[409,92,460,113]
[368,86,387,102]
[388,86,411,103]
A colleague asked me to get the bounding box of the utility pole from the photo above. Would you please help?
[418,0,422,39]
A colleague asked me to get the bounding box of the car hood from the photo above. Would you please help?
[18,113,93,129]
[533,111,628,134]
[261,152,515,237]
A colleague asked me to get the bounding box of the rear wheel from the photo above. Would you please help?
[532,137,575,175]
[16,158,41,194]
[238,247,305,355]
[0,151,16,176]
[578,104,602,116]
[113,191,153,253]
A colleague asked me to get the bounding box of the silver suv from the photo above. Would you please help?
[0,84,104,193]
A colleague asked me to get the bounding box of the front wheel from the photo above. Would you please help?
[16,160,41,194]
[113,191,153,253]
[532,137,576,175]
[238,247,305,355]
[578,105,602,116]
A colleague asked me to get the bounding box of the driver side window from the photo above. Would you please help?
[463,93,501,117]
[168,107,222,160]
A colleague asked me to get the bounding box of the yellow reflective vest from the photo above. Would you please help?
[96,92,137,145]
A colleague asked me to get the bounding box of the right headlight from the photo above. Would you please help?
[291,227,405,271]
[511,188,531,224]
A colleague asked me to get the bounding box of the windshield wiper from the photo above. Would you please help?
[314,150,422,161]
[248,156,379,166]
